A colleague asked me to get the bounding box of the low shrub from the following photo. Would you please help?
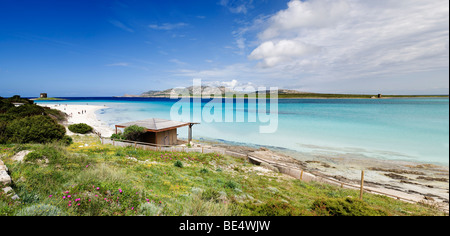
[4,115,66,144]
[224,180,238,189]
[201,189,221,202]
[240,199,303,216]
[123,125,146,141]
[68,123,93,134]
[61,135,73,146]
[174,160,183,168]
[110,133,124,140]
[312,197,388,216]
[24,143,68,164]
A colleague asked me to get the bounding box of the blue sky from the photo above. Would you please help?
[0,0,448,97]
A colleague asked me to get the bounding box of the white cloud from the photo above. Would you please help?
[177,0,448,94]
[219,0,253,14]
[248,0,449,86]
[221,79,238,88]
[148,22,188,30]
[109,20,134,33]
[106,62,149,71]
[258,0,350,40]
[106,62,130,67]
[169,59,188,65]
[248,40,319,67]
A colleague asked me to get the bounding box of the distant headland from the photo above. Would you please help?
[116,87,449,99]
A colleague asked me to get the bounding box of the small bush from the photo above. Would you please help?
[4,115,66,144]
[312,197,388,216]
[68,123,93,134]
[201,189,221,202]
[200,168,209,174]
[0,201,14,216]
[110,133,124,140]
[123,125,146,141]
[24,151,44,161]
[24,143,69,165]
[242,200,302,216]
[224,180,238,189]
[174,160,183,168]
[61,135,73,146]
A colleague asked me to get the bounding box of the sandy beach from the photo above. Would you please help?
[39,104,115,138]
[39,103,449,212]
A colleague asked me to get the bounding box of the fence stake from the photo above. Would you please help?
[300,170,303,181]
[360,170,364,200]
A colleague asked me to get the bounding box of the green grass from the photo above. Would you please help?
[0,136,446,216]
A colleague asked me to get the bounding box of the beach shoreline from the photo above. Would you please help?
[39,104,115,138]
[39,103,449,211]
[195,138,449,208]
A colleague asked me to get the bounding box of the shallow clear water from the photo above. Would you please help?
[36,97,449,165]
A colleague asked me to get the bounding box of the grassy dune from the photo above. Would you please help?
[0,135,445,216]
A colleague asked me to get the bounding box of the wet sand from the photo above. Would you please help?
[197,138,449,212]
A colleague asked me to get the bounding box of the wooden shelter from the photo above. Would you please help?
[115,118,198,146]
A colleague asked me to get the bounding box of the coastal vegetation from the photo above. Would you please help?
[110,125,147,141]
[68,123,93,134]
[0,96,68,144]
[0,135,445,216]
[122,125,146,141]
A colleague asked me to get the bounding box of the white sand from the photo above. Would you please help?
[40,104,114,137]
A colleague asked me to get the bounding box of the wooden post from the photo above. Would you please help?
[360,170,364,200]
[188,124,193,145]
[300,170,304,181]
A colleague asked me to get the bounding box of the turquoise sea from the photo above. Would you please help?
[36,97,449,166]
